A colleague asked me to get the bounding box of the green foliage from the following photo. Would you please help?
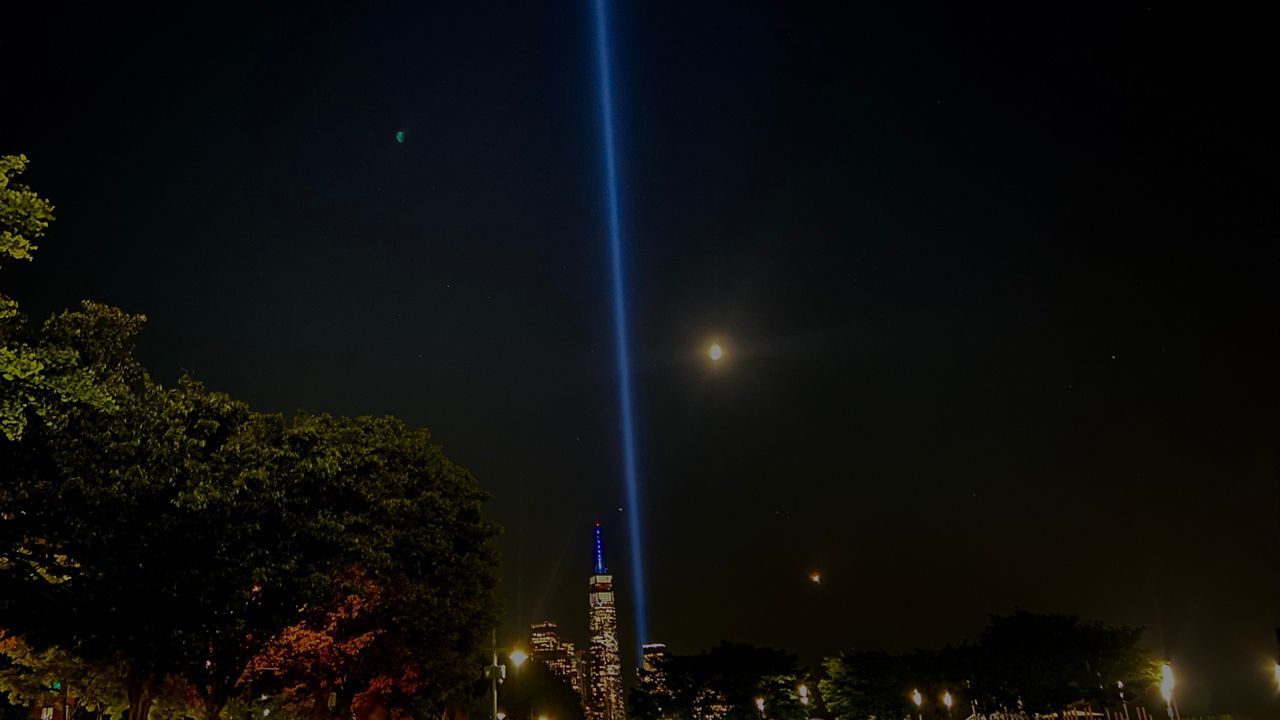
[0,632,128,718]
[0,155,54,267]
[820,650,912,720]
[0,156,138,441]
[970,611,1159,712]
[2,371,500,720]
[246,414,501,719]
[0,151,499,720]
[630,642,810,720]
[820,612,1160,720]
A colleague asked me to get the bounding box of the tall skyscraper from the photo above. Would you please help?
[588,522,626,720]
[530,620,583,695]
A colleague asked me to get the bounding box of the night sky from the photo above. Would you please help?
[4,2,1279,714]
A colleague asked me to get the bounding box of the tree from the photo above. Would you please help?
[821,650,912,720]
[820,612,1159,720]
[245,414,501,720]
[631,643,808,720]
[970,612,1157,713]
[3,340,349,720]
[4,356,500,720]
[245,568,386,720]
[1,154,500,720]
[0,631,128,720]
[0,155,53,267]
[0,156,125,442]
[2,371,256,720]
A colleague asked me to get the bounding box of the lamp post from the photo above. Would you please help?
[942,691,953,720]
[755,697,766,720]
[487,629,528,720]
[911,689,922,720]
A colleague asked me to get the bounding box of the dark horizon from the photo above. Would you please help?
[4,1,1279,715]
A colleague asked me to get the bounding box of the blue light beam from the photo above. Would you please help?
[591,0,649,661]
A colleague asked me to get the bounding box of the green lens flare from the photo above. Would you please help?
[395,130,406,143]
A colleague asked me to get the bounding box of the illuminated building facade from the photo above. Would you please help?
[639,643,668,693]
[588,523,626,720]
[530,620,583,694]
[692,689,732,720]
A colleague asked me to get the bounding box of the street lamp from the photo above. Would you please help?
[1117,680,1130,720]
[911,689,922,720]
[798,685,810,706]
[486,630,528,720]
[942,691,953,720]
[755,697,766,717]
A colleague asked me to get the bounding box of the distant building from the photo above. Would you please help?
[692,688,731,720]
[530,620,583,694]
[588,523,626,720]
[639,643,668,693]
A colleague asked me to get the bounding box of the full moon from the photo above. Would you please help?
[708,342,724,361]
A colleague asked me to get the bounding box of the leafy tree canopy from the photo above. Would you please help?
[1,154,500,720]
[631,642,810,720]
[820,612,1159,720]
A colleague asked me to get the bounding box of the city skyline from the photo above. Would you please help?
[4,1,1278,715]
[523,523,635,720]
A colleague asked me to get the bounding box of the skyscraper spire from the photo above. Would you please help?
[594,521,607,575]
[587,522,624,720]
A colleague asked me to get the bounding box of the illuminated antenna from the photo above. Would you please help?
[594,521,607,575]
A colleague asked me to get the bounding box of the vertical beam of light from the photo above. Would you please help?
[591,0,648,661]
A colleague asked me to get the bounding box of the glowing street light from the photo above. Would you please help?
[911,689,922,720]
[1159,662,1179,720]
[798,685,811,706]
[943,691,953,718]
[1273,662,1280,686]
[486,631,528,720]
[754,697,765,715]
[809,571,822,585]
[709,342,724,362]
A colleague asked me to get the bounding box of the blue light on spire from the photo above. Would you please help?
[594,521,607,575]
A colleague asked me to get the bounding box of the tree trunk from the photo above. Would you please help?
[199,692,228,720]
[335,690,354,720]
[309,688,333,720]
[125,672,155,720]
